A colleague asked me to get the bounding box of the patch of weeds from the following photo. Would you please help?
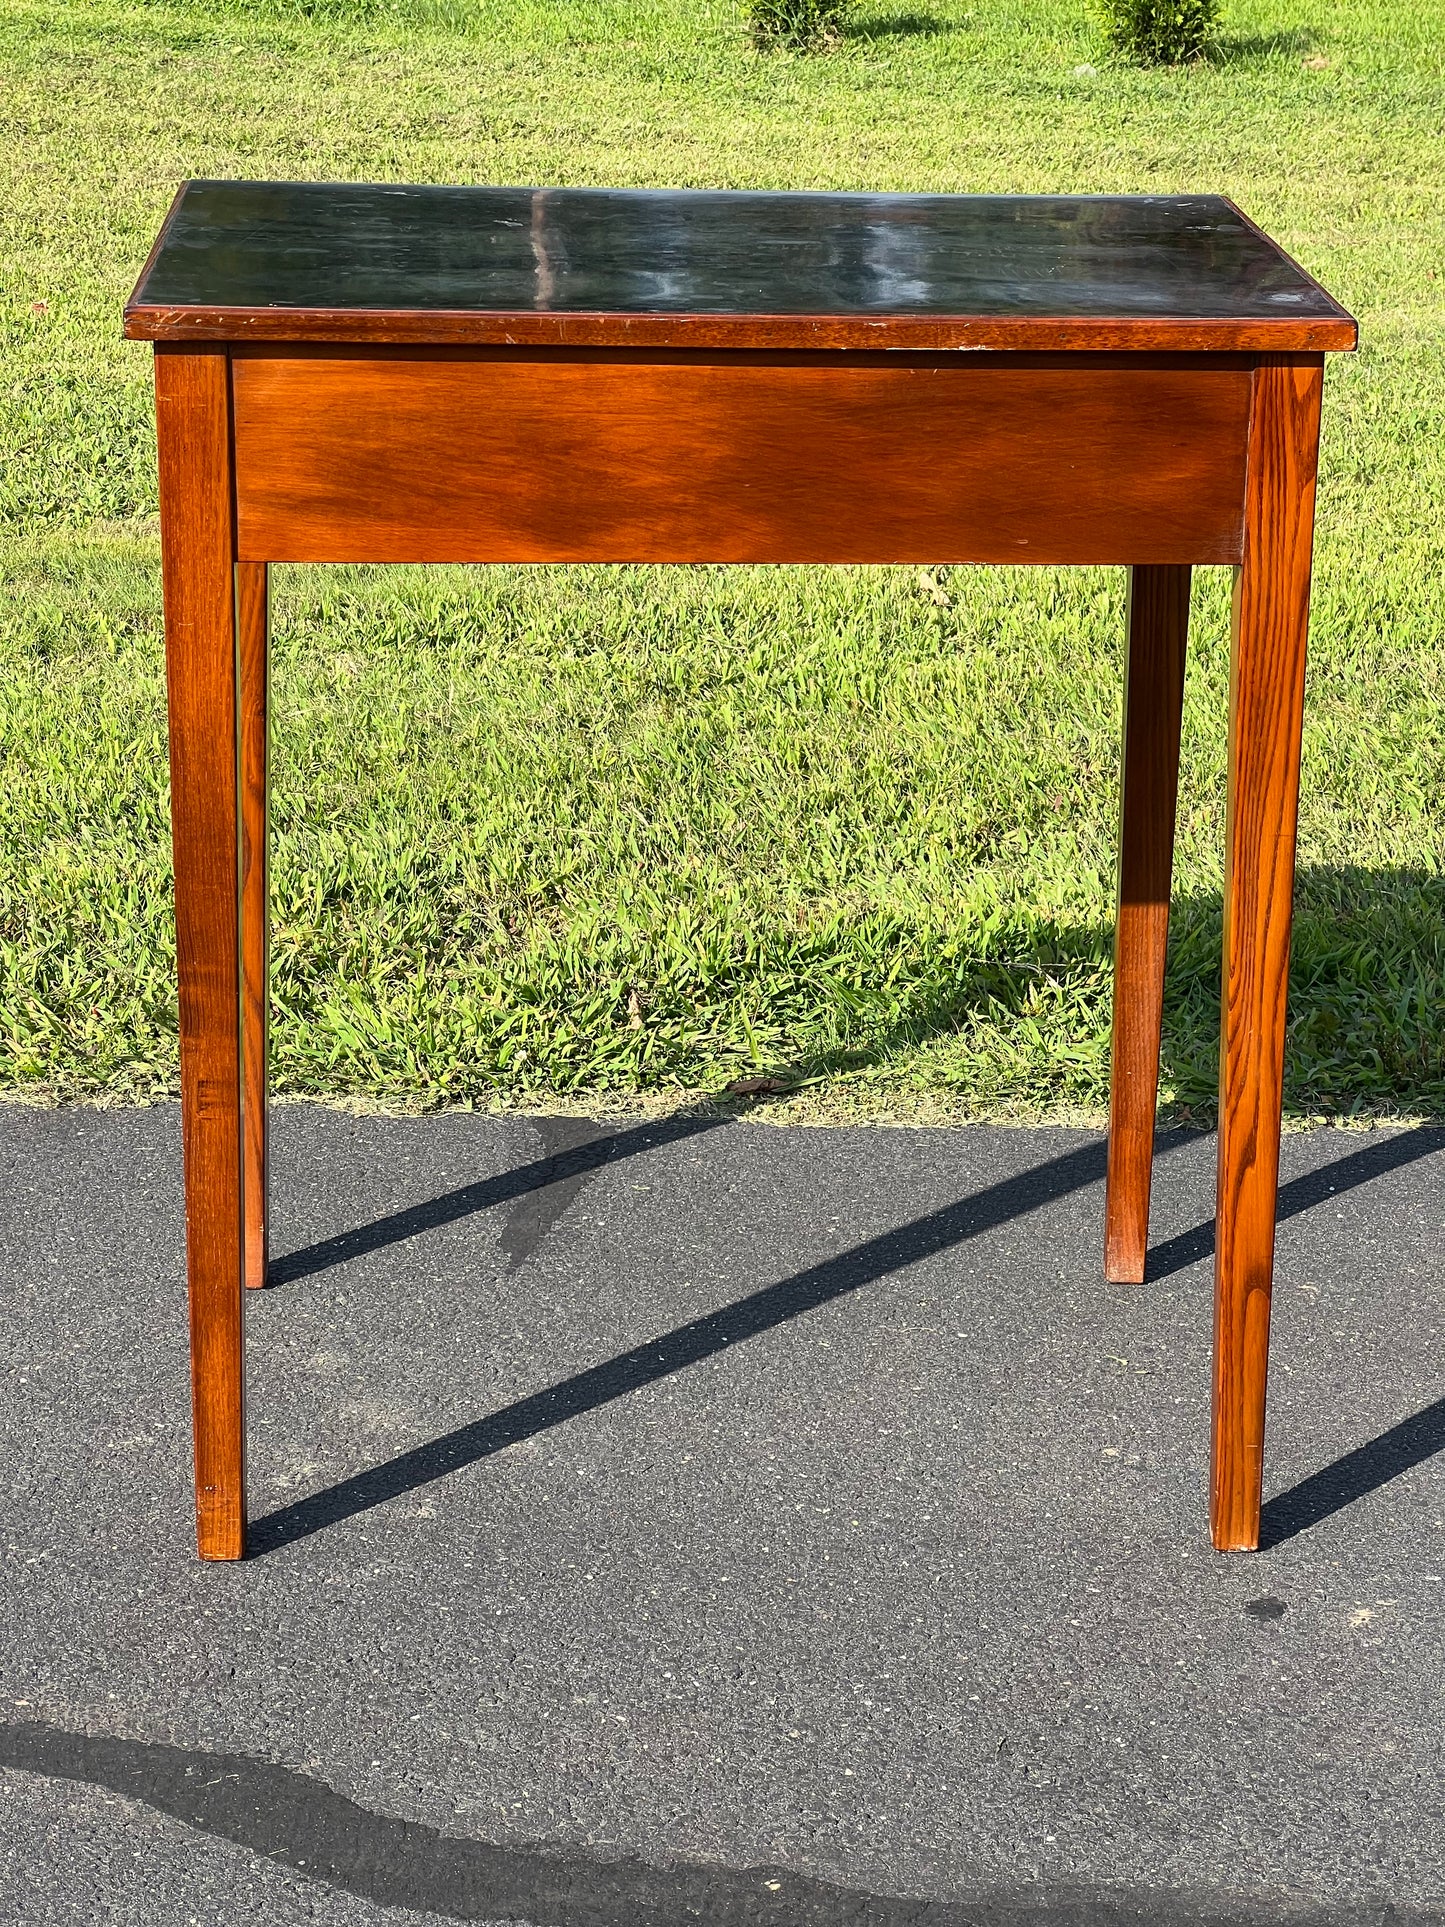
[1096,0,1218,64]
[745,0,850,51]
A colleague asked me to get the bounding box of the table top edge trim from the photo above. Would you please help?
[124,305,1359,352]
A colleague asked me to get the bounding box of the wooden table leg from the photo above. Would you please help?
[1211,355,1323,1551]
[1104,564,1190,1285]
[156,344,247,1561]
[239,563,269,1294]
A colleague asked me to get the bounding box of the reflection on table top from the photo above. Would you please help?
[126,181,1356,352]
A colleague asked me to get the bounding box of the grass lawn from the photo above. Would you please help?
[1,0,1442,1121]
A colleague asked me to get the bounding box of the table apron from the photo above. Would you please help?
[230,350,1252,566]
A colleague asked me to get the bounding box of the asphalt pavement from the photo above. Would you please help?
[2,1102,1443,1926]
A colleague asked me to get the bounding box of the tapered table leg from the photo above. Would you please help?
[239,563,269,1293]
[1211,355,1323,1552]
[1104,564,1190,1285]
[156,344,247,1561]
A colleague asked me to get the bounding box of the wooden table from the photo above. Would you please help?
[126,181,1357,1561]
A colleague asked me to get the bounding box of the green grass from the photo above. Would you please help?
[2,0,1443,1119]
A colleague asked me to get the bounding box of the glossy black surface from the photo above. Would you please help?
[134,181,1344,320]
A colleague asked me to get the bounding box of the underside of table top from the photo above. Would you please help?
[125,181,1357,354]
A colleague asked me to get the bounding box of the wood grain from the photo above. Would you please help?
[1104,564,1191,1286]
[146,313,1343,1561]
[1211,354,1324,1552]
[125,304,1358,355]
[231,351,1252,565]
[155,343,247,1561]
[239,562,269,1294]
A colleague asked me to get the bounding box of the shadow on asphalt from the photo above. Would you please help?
[252,1132,1132,1552]
[266,1111,725,1288]
[1144,1126,1445,1283]
[1260,1390,1445,1549]
[250,1124,1445,1560]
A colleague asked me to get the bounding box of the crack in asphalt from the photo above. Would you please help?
[498,1117,620,1272]
[2,1723,1439,1927]
[266,1113,721,1289]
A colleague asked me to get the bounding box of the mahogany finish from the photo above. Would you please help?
[239,563,269,1294]
[231,351,1251,567]
[154,344,247,1561]
[1105,565,1191,1286]
[132,310,1357,355]
[1211,356,1324,1551]
[136,183,1356,1560]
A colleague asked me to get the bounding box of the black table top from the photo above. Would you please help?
[126,180,1356,352]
